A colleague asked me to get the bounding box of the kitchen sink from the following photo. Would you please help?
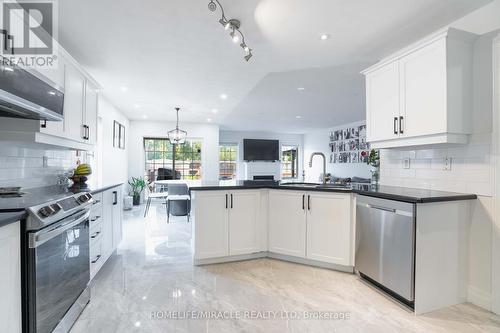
[280,182,351,190]
[280,182,320,188]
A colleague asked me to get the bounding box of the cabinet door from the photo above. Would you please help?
[365,61,400,142]
[228,190,260,256]
[39,62,66,138]
[193,191,228,259]
[111,188,123,249]
[101,191,114,258]
[268,190,306,258]
[63,64,85,142]
[400,38,447,138]
[84,80,98,144]
[306,193,351,265]
[0,222,21,333]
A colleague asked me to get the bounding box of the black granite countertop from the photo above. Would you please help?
[0,183,123,212]
[0,211,26,228]
[189,181,477,203]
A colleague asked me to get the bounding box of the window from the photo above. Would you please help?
[219,143,238,180]
[281,145,299,179]
[144,138,202,181]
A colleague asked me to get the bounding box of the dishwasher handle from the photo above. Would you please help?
[367,204,396,213]
[358,202,413,217]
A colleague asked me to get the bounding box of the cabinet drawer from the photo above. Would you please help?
[91,192,103,206]
[90,241,103,276]
[90,220,103,246]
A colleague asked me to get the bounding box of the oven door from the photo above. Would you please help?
[26,209,90,333]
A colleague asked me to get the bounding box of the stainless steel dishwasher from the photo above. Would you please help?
[355,195,416,306]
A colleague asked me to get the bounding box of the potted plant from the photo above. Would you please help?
[362,149,380,185]
[128,177,147,205]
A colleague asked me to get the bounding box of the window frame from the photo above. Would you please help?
[219,142,238,180]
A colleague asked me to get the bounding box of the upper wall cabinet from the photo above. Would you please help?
[362,28,477,149]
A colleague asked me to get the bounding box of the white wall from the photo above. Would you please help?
[128,121,219,183]
[378,30,499,311]
[219,130,303,180]
[451,0,500,34]
[303,121,371,183]
[97,96,130,188]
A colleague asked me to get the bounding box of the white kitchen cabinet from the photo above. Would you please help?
[306,193,351,265]
[84,80,99,145]
[89,186,123,280]
[111,188,123,249]
[193,190,261,260]
[193,191,229,260]
[63,63,86,143]
[362,28,476,148]
[399,38,447,138]
[0,222,21,333]
[365,61,400,142]
[268,190,306,258]
[228,190,260,256]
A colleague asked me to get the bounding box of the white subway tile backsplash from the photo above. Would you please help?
[380,134,493,197]
[0,142,81,189]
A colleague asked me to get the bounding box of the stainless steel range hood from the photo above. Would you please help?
[0,59,64,121]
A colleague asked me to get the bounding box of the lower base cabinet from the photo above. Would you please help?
[193,190,261,260]
[90,186,123,279]
[0,222,21,333]
[268,191,307,258]
[193,189,354,269]
[306,193,352,265]
[268,190,353,266]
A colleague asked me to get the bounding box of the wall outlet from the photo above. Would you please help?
[403,158,410,169]
[443,157,452,171]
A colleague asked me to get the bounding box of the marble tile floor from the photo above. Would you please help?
[70,202,500,333]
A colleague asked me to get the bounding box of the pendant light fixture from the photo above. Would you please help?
[167,107,187,144]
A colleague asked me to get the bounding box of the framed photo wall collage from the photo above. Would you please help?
[329,124,370,164]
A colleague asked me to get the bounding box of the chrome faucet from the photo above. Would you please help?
[309,152,327,184]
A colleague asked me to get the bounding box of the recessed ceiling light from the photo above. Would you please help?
[134,104,141,109]
[220,94,228,100]
[142,114,148,119]
[211,108,218,114]
[206,118,212,122]
[120,86,128,92]
[297,87,305,91]
[296,115,302,119]
[320,34,330,40]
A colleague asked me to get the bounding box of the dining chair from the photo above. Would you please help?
[165,183,190,223]
[143,183,169,217]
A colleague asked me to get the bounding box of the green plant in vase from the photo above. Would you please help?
[363,149,380,185]
[128,177,147,205]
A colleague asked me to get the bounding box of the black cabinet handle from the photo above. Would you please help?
[302,194,305,210]
[399,116,404,134]
[90,216,100,222]
[225,194,228,209]
[91,255,101,264]
[230,194,233,209]
[307,195,311,211]
[91,231,100,239]
[41,120,47,128]
[394,117,398,135]
[112,191,117,205]
[92,200,101,205]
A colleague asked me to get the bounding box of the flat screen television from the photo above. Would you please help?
[243,139,279,161]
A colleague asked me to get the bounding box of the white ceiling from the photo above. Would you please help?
[58,0,492,133]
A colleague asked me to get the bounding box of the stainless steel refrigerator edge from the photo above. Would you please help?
[355,195,416,305]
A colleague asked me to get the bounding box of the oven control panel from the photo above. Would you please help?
[28,192,94,230]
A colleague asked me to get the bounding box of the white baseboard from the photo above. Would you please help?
[467,285,492,311]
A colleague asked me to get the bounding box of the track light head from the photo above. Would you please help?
[240,43,250,52]
[230,30,239,43]
[244,52,253,61]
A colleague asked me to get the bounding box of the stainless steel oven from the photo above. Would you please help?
[24,192,93,333]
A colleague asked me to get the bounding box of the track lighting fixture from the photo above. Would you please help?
[207,0,253,61]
